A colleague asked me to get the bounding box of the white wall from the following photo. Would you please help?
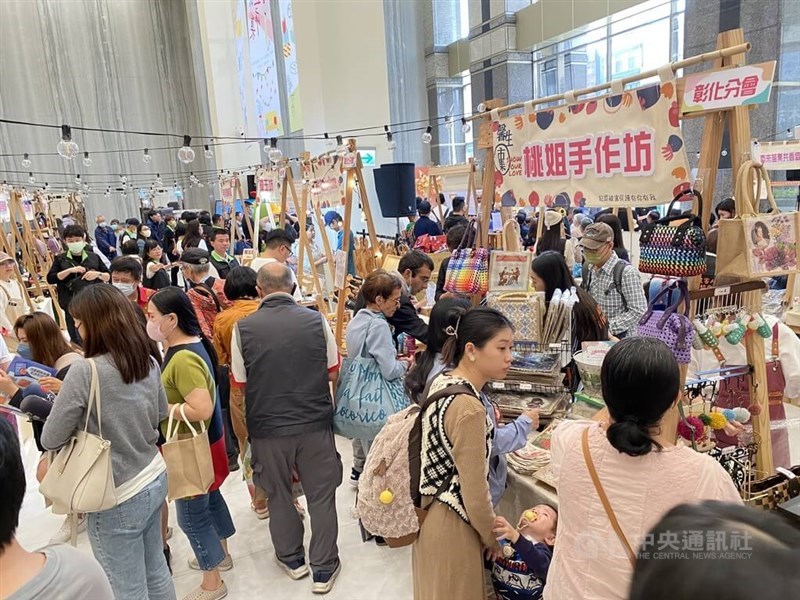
[195,0,263,191]
[293,0,399,238]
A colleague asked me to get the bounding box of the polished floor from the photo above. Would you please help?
[15,430,413,600]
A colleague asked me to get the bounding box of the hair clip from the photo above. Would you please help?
[444,325,457,337]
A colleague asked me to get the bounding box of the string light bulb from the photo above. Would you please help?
[142,149,152,164]
[385,125,397,150]
[267,138,283,163]
[120,174,127,185]
[74,174,81,185]
[177,135,195,164]
[21,154,31,169]
[204,144,213,159]
[27,173,35,185]
[155,174,162,186]
[82,152,92,168]
[324,133,336,151]
[461,117,471,134]
[422,126,433,144]
[56,125,79,160]
[336,135,346,157]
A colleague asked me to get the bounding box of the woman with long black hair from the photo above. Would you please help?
[404,296,472,403]
[147,287,233,600]
[531,251,608,347]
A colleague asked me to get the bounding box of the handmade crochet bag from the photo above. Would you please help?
[636,280,694,364]
[638,189,707,277]
[443,221,488,295]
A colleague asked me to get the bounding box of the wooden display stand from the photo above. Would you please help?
[427,159,480,224]
[470,29,775,474]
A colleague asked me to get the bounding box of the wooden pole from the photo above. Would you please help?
[465,42,751,122]
[334,163,356,349]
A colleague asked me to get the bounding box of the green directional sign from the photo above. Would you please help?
[361,148,377,167]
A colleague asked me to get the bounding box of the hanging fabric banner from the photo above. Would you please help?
[492,81,691,208]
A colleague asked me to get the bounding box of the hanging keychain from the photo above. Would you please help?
[693,318,726,363]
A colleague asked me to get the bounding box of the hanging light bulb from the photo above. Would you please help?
[155,173,163,186]
[422,126,433,144]
[204,144,213,159]
[74,174,81,185]
[267,138,283,163]
[477,102,487,113]
[324,133,336,151]
[384,125,397,150]
[44,182,50,190]
[82,152,92,168]
[56,125,79,160]
[335,135,347,157]
[21,153,31,169]
[461,117,471,134]
[143,148,152,164]
[120,174,127,185]
[27,173,35,185]
[177,135,195,164]
[82,183,90,193]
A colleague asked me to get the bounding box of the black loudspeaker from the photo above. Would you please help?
[373,163,417,218]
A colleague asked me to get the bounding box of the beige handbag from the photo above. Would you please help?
[39,359,117,518]
[717,161,799,278]
[487,292,545,343]
[162,403,214,501]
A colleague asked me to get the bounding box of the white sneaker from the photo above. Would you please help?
[274,554,309,580]
[311,561,341,594]
[50,514,86,544]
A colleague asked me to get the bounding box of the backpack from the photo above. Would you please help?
[356,384,475,547]
[581,261,628,311]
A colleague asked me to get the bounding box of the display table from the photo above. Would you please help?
[498,469,559,517]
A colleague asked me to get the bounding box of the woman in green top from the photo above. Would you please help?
[147,287,234,600]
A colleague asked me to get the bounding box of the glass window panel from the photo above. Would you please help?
[611,0,672,35]
[610,18,670,79]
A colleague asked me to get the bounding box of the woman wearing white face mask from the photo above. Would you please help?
[147,287,234,600]
[137,224,153,255]
[109,257,155,314]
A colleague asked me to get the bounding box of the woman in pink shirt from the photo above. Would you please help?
[545,337,741,600]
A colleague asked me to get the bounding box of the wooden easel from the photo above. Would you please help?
[427,159,479,225]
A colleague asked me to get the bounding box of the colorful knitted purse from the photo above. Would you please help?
[443,221,489,295]
[639,189,707,277]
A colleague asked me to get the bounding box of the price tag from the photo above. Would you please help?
[343,153,357,170]
[714,286,730,297]
[493,382,506,390]
[518,383,533,391]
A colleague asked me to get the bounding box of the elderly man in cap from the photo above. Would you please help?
[0,252,26,348]
[180,248,232,339]
[579,222,647,338]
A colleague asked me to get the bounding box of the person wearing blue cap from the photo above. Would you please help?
[324,211,356,277]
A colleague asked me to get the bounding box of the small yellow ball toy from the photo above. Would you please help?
[379,489,394,505]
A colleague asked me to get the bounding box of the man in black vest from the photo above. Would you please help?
[208,228,239,279]
[231,262,342,593]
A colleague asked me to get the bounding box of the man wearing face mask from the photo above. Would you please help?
[109,257,154,313]
[579,222,647,339]
[46,224,109,343]
[94,215,118,260]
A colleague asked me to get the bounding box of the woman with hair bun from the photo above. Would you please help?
[544,337,741,600]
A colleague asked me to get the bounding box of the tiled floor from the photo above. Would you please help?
[15,432,413,600]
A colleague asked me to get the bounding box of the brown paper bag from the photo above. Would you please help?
[162,404,214,501]
[717,161,799,279]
